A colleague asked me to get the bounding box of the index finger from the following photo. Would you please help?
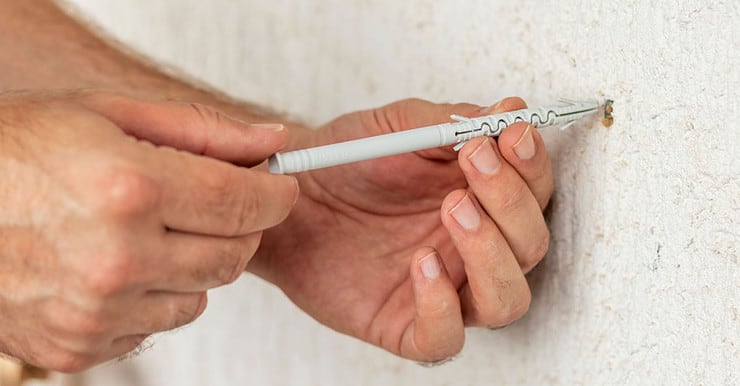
[147,146,299,236]
[84,93,288,167]
[496,123,554,210]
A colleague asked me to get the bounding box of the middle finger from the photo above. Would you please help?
[440,190,531,327]
[145,231,261,292]
[457,134,550,272]
[142,145,298,237]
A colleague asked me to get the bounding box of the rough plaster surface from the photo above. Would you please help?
[33,0,738,385]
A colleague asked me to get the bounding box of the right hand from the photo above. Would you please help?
[0,91,298,372]
[250,97,551,363]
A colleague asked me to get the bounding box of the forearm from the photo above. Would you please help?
[0,0,309,133]
[0,2,184,97]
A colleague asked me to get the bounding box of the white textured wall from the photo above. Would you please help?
[37,1,739,385]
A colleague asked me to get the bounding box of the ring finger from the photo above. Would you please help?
[146,231,261,292]
[117,291,207,335]
[440,189,531,327]
[457,133,550,272]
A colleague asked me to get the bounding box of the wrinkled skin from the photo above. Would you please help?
[0,91,298,371]
[252,97,553,362]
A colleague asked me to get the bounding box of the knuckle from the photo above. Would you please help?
[435,342,464,362]
[522,231,550,271]
[116,334,150,357]
[231,173,298,235]
[215,253,241,285]
[188,102,224,126]
[419,344,463,364]
[413,333,464,364]
[81,249,135,297]
[48,351,95,373]
[227,233,261,284]
[509,291,532,322]
[60,309,108,338]
[215,234,260,285]
[203,168,235,200]
[450,102,480,115]
[539,185,554,209]
[187,103,226,153]
[231,183,260,236]
[202,170,254,236]
[91,167,160,218]
[169,293,207,329]
[191,293,208,321]
[496,181,530,213]
[391,98,428,127]
[398,97,427,109]
[43,301,107,343]
[218,267,239,286]
[488,289,531,327]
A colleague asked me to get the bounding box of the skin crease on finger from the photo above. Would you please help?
[0,95,548,370]
[0,0,555,369]
[0,95,551,370]
[0,1,549,369]
[249,96,552,362]
[0,105,137,369]
[454,127,550,274]
[0,91,298,372]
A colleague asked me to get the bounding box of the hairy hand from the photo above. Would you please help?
[0,91,298,371]
[251,97,552,363]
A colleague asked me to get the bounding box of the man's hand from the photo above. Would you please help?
[0,92,298,371]
[251,97,552,363]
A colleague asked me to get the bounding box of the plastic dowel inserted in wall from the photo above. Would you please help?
[269,99,607,174]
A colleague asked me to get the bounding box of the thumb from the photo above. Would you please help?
[84,93,287,167]
[401,247,464,362]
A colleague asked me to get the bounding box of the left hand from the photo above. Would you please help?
[250,97,553,362]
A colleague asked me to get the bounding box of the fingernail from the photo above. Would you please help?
[248,123,285,131]
[450,194,480,231]
[513,125,535,160]
[479,100,505,115]
[419,252,440,280]
[467,138,500,175]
